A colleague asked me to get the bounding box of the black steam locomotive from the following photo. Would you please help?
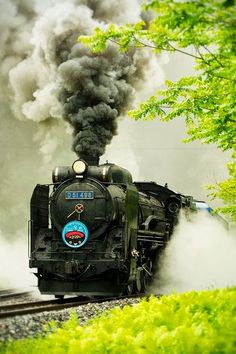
[29,157,195,297]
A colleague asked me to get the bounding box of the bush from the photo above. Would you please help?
[1,287,236,354]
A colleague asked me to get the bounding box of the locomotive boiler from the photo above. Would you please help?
[29,156,194,297]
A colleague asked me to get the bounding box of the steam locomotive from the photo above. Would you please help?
[29,156,195,298]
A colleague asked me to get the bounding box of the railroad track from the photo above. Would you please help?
[0,294,145,319]
[0,288,33,300]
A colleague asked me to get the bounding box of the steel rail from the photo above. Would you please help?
[0,289,33,300]
[0,294,145,319]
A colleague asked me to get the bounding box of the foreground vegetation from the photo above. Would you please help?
[1,287,236,353]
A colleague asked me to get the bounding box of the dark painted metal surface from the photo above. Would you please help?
[29,161,194,297]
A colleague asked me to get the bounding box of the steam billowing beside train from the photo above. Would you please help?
[29,156,195,298]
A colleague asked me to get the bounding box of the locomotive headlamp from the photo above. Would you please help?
[72,159,87,175]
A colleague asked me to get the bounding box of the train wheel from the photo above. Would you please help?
[134,267,144,293]
[141,271,148,293]
[141,260,153,291]
[125,282,134,295]
[55,295,64,300]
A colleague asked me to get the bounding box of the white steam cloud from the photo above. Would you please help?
[0,233,34,289]
[153,212,236,294]
[1,0,163,159]
[0,0,232,293]
[0,0,164,289]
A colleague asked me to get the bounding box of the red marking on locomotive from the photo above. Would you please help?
[65,231,85,239]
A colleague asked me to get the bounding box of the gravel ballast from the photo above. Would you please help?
[0,297,141,342]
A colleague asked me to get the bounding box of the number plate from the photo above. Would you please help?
[65,191,94,200]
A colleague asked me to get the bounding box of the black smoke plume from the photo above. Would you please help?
[1,0,155,160]
[60,45,138,158]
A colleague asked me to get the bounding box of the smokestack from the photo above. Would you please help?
[79,153,100,166]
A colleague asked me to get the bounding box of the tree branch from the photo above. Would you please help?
[167,42,202,60]
[133,36,203,60]
[109,37,235,81]
[203,45,225,68]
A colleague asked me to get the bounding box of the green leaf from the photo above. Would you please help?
[78,0,236,220]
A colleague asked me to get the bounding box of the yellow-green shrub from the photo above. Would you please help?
[1,287,236,354]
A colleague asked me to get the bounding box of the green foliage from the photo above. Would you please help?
[208,158,236,220]
[1,288,236,353]
[79,0,236,220]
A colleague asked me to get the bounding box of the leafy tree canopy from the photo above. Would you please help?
[80,0,236,220]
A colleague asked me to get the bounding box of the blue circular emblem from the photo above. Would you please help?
[62,220,89,248]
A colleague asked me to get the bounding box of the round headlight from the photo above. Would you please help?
[72,159,87,175]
